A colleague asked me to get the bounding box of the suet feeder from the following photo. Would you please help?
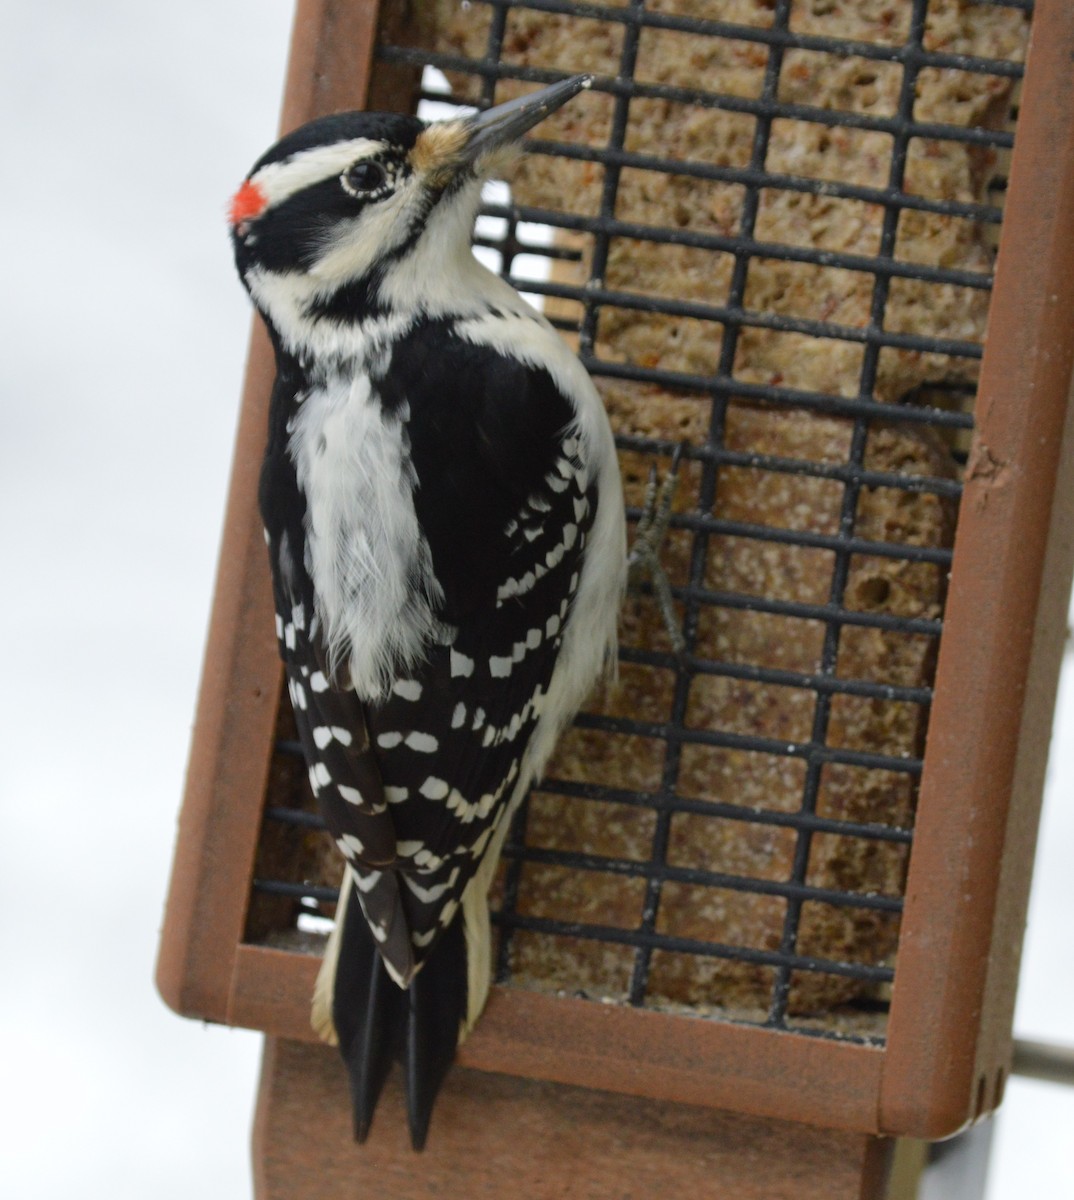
[158,0,1074,1196]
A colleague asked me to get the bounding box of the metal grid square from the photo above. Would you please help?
[247,0,1032,1046]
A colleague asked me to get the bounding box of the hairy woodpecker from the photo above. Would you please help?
[229,76,626,1148]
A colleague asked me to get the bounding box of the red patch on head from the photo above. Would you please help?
[228,179,268,226]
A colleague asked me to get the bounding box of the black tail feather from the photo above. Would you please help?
[332,892,405,1142]
[332,897,469,1149]
[404,916,468,1150]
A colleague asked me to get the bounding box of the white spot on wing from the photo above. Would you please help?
[397,841,445,870]
[419,776,449,800]
[403,870,459,904]
[393,679,423,701]
[337,833,365,858]
[451,649,475,678]
[405,731,438,753]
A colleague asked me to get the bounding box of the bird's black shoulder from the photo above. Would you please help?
[373,316,578,619]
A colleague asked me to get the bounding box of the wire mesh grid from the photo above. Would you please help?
[247,0,1033,1044]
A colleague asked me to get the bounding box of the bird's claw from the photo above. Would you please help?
[627,443,688,657]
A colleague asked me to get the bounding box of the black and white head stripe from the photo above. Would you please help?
[229,113,480,332]
[228,108,479,237]
[231,112,425,218]
[245,140,392,212]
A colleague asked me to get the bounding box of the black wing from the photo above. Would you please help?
[358,318,597,972]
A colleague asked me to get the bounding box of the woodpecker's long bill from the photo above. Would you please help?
[229,76,626,1149]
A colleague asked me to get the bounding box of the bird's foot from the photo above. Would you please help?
[627,443,688,656]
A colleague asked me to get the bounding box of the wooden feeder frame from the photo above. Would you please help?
[159,0,1074,1194]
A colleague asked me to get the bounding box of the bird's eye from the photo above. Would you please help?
[341,160,388,197]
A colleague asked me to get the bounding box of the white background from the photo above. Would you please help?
[1,2,1070,1196]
